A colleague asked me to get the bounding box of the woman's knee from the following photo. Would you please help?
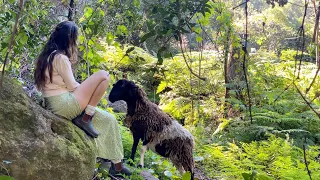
[95,70,110,82]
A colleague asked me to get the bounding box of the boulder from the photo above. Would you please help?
[107,100,127,113]
[0,76,97,180]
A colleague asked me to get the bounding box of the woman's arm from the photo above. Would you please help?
[53,54,80,91]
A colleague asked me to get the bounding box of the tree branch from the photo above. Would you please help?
[178,33,206,81]
[303,137,313,180]
[294,83,320,119]
[273,83,293,103]
[232,0,250,10]
[0,0,24,88]
[297,0,309,79]
[67,0,75,21]
[312,1,319,42]
[243,0,253,123]
[306,4,320,94]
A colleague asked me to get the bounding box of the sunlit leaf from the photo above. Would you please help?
[182,171,191,180]
[196,35,203,43]
[84,7,93,18]
[116,25,128,35]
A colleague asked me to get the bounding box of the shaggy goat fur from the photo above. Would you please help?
[109,79,195,179]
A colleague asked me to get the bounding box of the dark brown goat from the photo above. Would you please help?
[109,79,195,179]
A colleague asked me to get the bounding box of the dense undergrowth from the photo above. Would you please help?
[93,46,320,180]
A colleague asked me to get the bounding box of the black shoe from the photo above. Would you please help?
[72,111,99,138]
[109,162,132,177]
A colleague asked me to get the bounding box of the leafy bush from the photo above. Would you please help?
[196,136,320,180]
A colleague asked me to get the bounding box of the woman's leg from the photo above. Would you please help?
[73,70,110,110]
[71,70,110,137]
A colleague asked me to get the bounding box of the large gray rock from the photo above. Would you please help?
[108,100,127,113]
[0,76,96,180]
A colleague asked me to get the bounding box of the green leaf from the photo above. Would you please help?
[163,52,172,58]
[87,49,94,59]
[157,46,166,65]
[242,173,251,180]
[140,31,155,43]
[114,41,121,48]
[85,27,92,34]
[0,175,14,180]
[99,9,105,16]
[84,7,93,18]
[157,56,163,65]
[23,25,34,34]
[256,174,273,180]
[196,35,203,43]
[158,46,167,55]
[133,0,140,7]
[116,25,128,35]
[156,81,167,94]
[125,47,135,54]
[16,32,28,45]
[7,0,15,4]
[79,45,85,51]
[106,32,114,45]
[79,35,85,44]
[182,172,191,180]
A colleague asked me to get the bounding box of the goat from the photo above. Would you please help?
[109,79,195,179]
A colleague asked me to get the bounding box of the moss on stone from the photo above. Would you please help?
[0,76,97,180]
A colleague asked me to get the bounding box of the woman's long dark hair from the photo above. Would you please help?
[34,21,78,90]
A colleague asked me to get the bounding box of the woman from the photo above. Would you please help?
[34,21,131,176]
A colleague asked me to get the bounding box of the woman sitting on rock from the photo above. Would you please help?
[34,20,131,176]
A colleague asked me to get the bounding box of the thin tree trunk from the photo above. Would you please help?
[198,37,203,122]
[0,0,24,88]
[68,0,75,21]
[190,58,194,121]
[224,29,231,117]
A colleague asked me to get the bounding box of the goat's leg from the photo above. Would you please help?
[138,145,148,168]
[173,162,185,175]
[177,166,185,175]
[130,135,140,165]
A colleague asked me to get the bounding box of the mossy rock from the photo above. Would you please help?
[0,76,96,180]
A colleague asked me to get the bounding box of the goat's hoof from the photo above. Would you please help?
[137,164,143,168]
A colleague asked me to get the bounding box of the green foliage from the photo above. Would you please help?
[196,136,320,180]
[0,176,14,180]
[280,49,297,61]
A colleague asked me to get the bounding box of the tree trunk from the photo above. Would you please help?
[68,0,75,21]
[224,40,245,117]
[228,44,245,100]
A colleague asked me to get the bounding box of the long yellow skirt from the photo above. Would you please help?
[44,92,124,161]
